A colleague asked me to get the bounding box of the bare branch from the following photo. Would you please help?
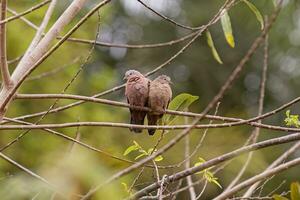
[129,131,300,199]
[214,157,300,200]
[224,27,269,192]
[0,0,51,25]
[0,0,11,88]
[0,152,62,195]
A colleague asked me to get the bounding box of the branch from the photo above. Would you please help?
[2,117,169,169]
[243,141,300,197]
[6,3,200,49]
[21,0,57,59]
[0,0,11,88]
[224,27,269,192]
[129,132,300,199]
[213,157,300,200]
[0,0,51,25]
[137,0,200,31]
[3,0,236,123]
[0,152,63,195]
[0,0,111,121]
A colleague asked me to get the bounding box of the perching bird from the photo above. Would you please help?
[124,70,150,133]
[147,75,172,135]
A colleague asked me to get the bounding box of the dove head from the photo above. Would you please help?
[123,70,143,80]
[156,75,172,85]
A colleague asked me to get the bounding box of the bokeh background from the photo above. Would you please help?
[0,0,300,199]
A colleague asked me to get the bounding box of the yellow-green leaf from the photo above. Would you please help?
[164,93,199,124]
[135,152,147,160]
[242,0,264,30]
[291,182,300,200]
[211,178,222,189]
[221,9,235,48]
[123,143,139,156]
[121,182,129,193]
[206,30,223,64]
[154,155,163,162]
[273,194,289,200]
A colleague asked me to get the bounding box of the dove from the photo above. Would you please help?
[124,70,150,133]
[147,75,172,135]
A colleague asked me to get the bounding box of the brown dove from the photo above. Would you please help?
[147,75,172,135]
[124,70,150,133]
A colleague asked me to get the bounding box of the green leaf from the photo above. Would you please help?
[121,182,129,193]
[286,110,291,118]
[154,155,163,162]
[123,142,139,156]
[211,178,222,189]
[273,194,289,200]
[206,30,223,64]
[221,9,235,48]
[135,152,147,160]
[284,110,300,128]
[147,148,154,155]
[242,0,264,30]
[291,182,300,200]
[164,93,199,124]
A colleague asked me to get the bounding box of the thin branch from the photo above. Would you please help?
[137,0,200,31]
[0,0,51,25]
[81,1,285,198]
[184,110,196,200]
[2,117,169,169]
[213,157,300,200]
[243,141,300,197]
[25,57,80,82]
[224,29,269,192]
[7,3,200,49]
[0,0,101,121]
[4,0,236,123]
[0,0,11,88]
[0,152,62,195]
[12,93,300,133]
[20,0,57,61]
[129,131,300,199]
[1,119,300,132]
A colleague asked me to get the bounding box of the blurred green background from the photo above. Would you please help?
[0,0,300,199]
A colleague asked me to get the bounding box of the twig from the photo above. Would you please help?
[224,27,269,192]
[5,0,236,123]
[184,109,196,200]
[2,117,169,169]
[242,141,300,197]
[130,131,300,199]
[0,0,101,121]
[0,0,11,88]
[0,152,61,195]
[25,57,80,81]
[213,157,300,200]
[0,0,51,25]
[12,93,300,133]
[137,0,200,31]
[19,0,57,62]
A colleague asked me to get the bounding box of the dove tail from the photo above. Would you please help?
[130,111,146,133]
[147,114,160,136]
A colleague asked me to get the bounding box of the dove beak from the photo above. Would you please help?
[123,75,127,80]
[170,81,174,85]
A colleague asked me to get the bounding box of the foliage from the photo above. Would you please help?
[194,157,222,189]
[284,110,300,128]
[124,141,163,162]
[206,30,223,64]
[164,93,199,125]
[273,182,300,200]
[221,9,235,48]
